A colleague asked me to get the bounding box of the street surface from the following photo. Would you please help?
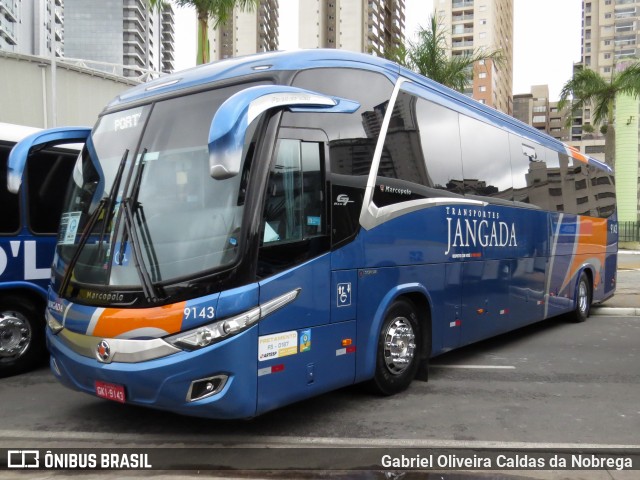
[1,314,638,450]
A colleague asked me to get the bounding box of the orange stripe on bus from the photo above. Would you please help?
[92,301,186,338]
[566,146,589,164]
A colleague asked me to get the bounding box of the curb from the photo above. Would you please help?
[591,306,640,316]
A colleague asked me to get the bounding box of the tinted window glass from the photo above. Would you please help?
[417,99,464,194]
[459,115,512,200]
[373,91,464,206]
[561,154,591,215]
[590,166,616,218]
[0,143,20,234]
[286,68,393,243]
[523,146,564,211]
[287,68,394,178]
[510,134,543,206]
[27,148,77,234]
[262,139,325,245]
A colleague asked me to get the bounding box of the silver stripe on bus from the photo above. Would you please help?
[544,213,564,318]
[57,328,181,363]
[52,288,301,363]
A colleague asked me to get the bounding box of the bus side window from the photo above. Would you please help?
[0,143,20,234]
[373,91,464,207]
[590,166,616,218]
[26,149,77,234]
[258,138,328,278]
[458,114,512,201]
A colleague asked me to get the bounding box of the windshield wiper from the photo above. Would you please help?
[115,149,164,303]
[59,149,129,297]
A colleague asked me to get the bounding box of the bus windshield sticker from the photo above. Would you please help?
[258,331,298,361]
[58,212,82,245]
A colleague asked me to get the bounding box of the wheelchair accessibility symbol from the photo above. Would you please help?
[337,282,351,307]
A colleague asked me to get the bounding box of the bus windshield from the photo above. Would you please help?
[54,86,256,293]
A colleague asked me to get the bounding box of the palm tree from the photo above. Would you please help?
[393,14,503,93]
[558,62,640,167]
[148,0,259,65]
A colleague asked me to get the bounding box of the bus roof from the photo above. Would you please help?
[105,49,612,175]
[0,122,40,144]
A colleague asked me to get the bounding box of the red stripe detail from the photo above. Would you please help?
[272,364,285,373]
[346,346,356,354]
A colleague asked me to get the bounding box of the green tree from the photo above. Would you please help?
[558,62,640,166]
[393,14,503,92]
[148,0,259,65]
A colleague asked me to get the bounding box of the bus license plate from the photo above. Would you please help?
[95,381,126,403]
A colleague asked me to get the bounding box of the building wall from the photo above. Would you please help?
[1,0,63,57]
[615,93,640,222]
[63,0,174,78]
[64,0,123,67]
[210,0,279,60]
[0,51,137,128]
[340,0,364,52]
[298,0,405,56]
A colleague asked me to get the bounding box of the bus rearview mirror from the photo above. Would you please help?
[208,85,359,180]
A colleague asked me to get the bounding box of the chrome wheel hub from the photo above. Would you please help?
[0,312,31,359]
[383,316,416,375]
[578,281,588,314]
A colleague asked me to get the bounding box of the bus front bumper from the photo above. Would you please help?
[46,325,259,419]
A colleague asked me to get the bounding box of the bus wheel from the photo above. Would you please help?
[371,298,421,395]
[571,272,592,323]
[0,298,45,377]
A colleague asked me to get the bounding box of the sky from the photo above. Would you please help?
[172,0,582,101]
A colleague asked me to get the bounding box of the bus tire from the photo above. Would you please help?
[370,298,421,396]
[0,297,46,378]
[571,272,592,323]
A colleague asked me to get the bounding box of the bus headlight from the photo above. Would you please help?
[164,288,300,351]
[165,307,260,351]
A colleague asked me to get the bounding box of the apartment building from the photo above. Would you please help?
[0,0,64,57]
[209,0,279,61]
[64,0,175,77]
[580,0,640,223]
[513,85,571,142]
[298,0,405,57]
[435,0,513,114]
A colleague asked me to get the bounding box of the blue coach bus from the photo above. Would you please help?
[8,50,617,416]
[1,123,78,376]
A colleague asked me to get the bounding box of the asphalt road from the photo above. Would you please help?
[1,313,638,450]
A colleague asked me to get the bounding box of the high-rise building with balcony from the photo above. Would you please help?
[436,0,513,114]
[1,0,64,57]
[579,1,640,223]
[64,0,175,77]
[298,0,405,57]
[209,0,279,61]
[513,85,571,142]
[576,0,640,138]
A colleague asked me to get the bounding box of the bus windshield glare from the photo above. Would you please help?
[55,87,254,291]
